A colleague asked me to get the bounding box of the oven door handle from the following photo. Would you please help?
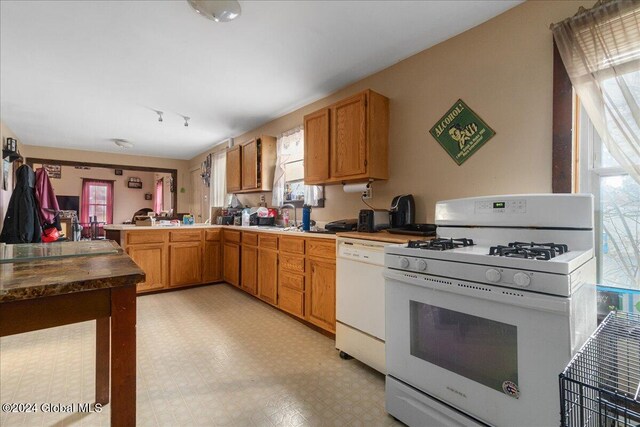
[384,269,571,314]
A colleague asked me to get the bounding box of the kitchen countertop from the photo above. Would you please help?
[336,230,431,244]
[104,224,338,239]
[0,241,145,302]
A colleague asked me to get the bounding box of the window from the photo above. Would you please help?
[154,178,163,214]
[209,150,227,209]
[272,127,323,207]
[579,76,640,291]
[81,179,113,225]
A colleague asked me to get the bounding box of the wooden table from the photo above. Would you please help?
[0,241,145,426]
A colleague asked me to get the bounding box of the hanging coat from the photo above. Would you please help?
[0,164,42,244]
[35,167,60,226]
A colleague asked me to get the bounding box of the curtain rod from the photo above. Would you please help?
[549,0,632,30]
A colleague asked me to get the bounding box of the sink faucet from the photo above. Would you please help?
[280,204,297,227]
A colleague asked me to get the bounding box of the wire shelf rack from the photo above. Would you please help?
[560,311,640,427]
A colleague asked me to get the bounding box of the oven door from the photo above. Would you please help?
[385,268,581,427]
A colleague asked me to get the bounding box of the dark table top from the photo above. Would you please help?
[0,241,145,303]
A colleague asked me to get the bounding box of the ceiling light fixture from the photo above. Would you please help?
[183,116,190,127]
[155,110,164,122]
[113,139,134,149]
[187,0,241,23]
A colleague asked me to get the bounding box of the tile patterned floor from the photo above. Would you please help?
[0,284,400,426]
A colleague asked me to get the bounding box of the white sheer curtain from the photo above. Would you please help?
[272,126,323,207]
[552,0,640,183]
[210,150,227,208]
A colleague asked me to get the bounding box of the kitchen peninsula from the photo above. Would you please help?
[0,241,144,426]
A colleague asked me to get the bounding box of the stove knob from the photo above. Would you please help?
[485,268,501,283]
[416,260,428,271]
[513,272,531,287]
[399,258,410,269]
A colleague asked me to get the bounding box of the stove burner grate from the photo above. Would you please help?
[408,238,475,251]
[489,242,570,260]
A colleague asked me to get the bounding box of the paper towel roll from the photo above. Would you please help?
[343,183,369,193]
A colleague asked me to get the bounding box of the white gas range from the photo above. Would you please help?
[384,194,598,427]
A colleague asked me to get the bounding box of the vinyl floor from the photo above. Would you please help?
[0,284,399,426]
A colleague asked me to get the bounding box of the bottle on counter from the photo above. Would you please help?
[302,205,311,231]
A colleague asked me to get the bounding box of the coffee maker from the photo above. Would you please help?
[389,194,415,228]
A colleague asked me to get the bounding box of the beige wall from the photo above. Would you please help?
[0,121,19,229]
[20,144,190,212]
[32,164,156,224]
[190,0,590,223]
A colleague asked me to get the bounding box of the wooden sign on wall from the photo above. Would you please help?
[42,164,61,179]
[429,99,496,165]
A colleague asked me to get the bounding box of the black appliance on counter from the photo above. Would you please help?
[358,209,390,232]
[326,218,358,232]
[389,194,415,228]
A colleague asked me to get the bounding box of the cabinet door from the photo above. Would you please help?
[241,139,257,190]
[241,245,258,295]
[330,93,367,179]
[169,242,202,287]
[226,145,242,193]
[223,242,240,286]
[306,258,336,332]
[258,248,278,305]
[203,241,222,283]
[127,243,167,292]
[304,108,330,184]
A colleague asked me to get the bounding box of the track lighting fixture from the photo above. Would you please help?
[155,110,164,122]
[183,116,190,127]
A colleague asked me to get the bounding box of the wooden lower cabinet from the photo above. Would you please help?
[223,242,240,287]
[203,241,222,283]
[306,257,336,332]
[258,248,278,305]
[127,243,167,292]
[241,245,258,295]
[169,242,202,287]
[278,284,304,318]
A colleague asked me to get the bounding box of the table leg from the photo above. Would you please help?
[95,316,110,405]
[110,285,136,427]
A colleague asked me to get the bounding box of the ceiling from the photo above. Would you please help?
[0,0,522,160]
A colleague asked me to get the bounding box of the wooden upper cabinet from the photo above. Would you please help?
[331,93,367,178]
[303,89,389,185]
[227,136,276,194]
[226,145,242,193]
[304,109,330,185]
[241,139,257,190]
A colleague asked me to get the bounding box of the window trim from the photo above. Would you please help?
[552,39,575,193]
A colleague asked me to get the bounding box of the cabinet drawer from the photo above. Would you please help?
[170,230,202,242]
[258,234,278,249]
[279,236,305,254]
[279,270,304,291]
[307,239,336,259]
[127,231,166,245]
[278,286,304,318]
[205,229,221,241]
[223,230,241,243]
[242,232,258,246]
[280,254,305,273]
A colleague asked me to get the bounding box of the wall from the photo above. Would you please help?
[0,121,19,230]
[190,0,592,223]
[32,164,156,224]
[20,144,191,212]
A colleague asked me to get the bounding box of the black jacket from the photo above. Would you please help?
[0,164,42,244]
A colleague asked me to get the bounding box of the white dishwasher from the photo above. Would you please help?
[336,237,390,374]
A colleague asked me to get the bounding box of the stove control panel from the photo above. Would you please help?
[475,199,526,214]
[396,257,428,272]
